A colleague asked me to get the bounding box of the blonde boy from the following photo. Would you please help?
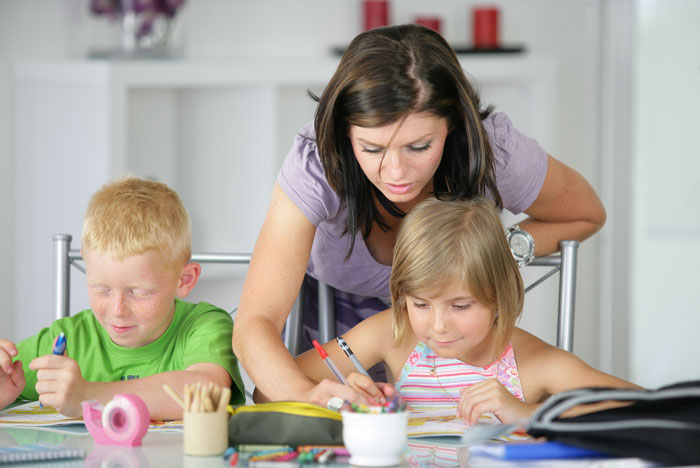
[0,177,244,419]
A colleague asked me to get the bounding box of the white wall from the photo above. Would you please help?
[1,1,616,378]
[629,0,700,387]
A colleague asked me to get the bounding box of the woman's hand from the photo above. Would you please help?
[305,378,372,408]
[457,378,536,425]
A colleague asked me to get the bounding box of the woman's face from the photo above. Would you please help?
[349,113,449,211]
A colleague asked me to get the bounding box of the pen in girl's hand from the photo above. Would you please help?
[312,340,349,385]
[336,336,371,379]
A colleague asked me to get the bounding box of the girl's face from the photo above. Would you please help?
[406,281,498,366]
[349,113,448,211]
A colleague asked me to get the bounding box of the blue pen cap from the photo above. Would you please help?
[53,332,66,355]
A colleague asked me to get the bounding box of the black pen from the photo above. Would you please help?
[336,337,371,379]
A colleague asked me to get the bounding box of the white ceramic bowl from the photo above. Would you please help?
[342,410,409,466]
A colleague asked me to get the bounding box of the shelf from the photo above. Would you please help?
[16,58,340,88]
[14,55,556,327]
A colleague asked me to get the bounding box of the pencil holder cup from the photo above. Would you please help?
[342,410,408,466]
[183,408,228,456]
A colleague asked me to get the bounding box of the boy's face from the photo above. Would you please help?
[83,248,182,348]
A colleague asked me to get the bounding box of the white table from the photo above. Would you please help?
[0,427,218,468]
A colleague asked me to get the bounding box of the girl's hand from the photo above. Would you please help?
[29,354,90,417]
[0,339,25,409]
[457,378,536,425]
[346,372,395,405]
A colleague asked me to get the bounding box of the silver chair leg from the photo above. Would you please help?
[318,281,336,343]
[556,240,579,352]
[53,234,72,320]
[284,280,304,357]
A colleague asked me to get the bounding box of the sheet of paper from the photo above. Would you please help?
[0,401,183,432]
[407,408,529,442]
[0,402,83,426]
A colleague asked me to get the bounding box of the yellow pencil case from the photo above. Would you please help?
[228,401,343,446]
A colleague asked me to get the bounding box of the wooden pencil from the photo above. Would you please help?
[184,384,192,412]
[162,384,185,409]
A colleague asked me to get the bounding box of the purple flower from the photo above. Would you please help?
[89,0,185,18]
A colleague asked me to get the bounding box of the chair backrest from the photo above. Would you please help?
[291,241,579,353]
[53,235,578,353]
[53,233,305,353]
[52,234,252,318]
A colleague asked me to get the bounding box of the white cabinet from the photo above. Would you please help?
[14,56,556,340]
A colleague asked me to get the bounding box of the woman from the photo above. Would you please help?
[233,24,605,407]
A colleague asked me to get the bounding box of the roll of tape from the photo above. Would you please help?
[102,394,149,444]
[82,394,149,446]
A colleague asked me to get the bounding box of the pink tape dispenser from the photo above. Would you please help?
[82,394,150,446]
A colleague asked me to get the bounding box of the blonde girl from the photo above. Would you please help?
[296,196,638,423]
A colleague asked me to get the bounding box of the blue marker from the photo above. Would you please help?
[53,332,66,356]
[40,332,66,408]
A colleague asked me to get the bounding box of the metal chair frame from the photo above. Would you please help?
[53,234,578,353]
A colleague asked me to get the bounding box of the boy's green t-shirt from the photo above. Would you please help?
[15,298,245,405]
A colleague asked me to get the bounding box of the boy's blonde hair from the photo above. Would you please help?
[391,196,524,351]
[82,177,191,268]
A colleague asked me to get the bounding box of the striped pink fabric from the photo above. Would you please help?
[395,341,524,411]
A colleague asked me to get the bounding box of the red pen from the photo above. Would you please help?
[312,340,349,385]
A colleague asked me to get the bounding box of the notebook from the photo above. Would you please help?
[0,442,85,464]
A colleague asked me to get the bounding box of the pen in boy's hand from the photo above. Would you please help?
[336,337,371,379]
[53,332,66,356]
[312,340,349,386]
[41,332,66,408]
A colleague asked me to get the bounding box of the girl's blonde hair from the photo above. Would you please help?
[391,196,524,350]
[82,177,191,268]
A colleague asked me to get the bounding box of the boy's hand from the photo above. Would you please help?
[29,354,90,417]
[457,378,535,425]
[0,339,25,409]
[346,372,394,405]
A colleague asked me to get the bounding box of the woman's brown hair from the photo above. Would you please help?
[313,24,502,257]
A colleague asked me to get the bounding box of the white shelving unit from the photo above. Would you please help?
[14,56,556,340]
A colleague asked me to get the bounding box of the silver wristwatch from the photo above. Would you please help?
[505,224,535,267]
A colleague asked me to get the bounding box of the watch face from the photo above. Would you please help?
[510,232,532,256]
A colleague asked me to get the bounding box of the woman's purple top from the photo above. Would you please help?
[277,112,547,342]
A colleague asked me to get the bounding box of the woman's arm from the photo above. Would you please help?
[232,184,357,404]
[519,155,606,256]
[295,310,397,404]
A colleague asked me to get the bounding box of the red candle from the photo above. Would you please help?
[473,7,500,48]
[415,16,442,35]
[363,0,389,31]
